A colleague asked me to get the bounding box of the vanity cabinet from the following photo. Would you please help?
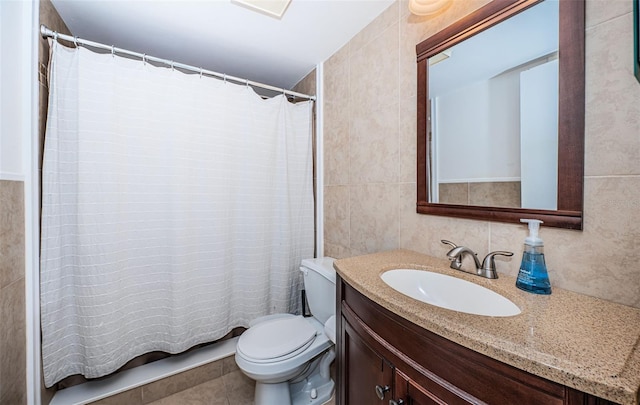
[336,275,617,405]
[342,318,394,404]
[394,368,446,405]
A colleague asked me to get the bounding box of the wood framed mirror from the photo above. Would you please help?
[416,0,585,230]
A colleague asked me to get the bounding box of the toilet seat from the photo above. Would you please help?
[237,316,318,363]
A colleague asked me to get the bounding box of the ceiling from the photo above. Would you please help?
[429,0,558,97]
[50,0,396,92]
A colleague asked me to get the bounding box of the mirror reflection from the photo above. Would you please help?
[427,0,559,210]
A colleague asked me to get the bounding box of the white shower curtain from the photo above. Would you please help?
[40,41,315,387]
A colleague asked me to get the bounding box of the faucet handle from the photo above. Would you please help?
[481,251,514,278]
[441,240,462,269]
[441,239,458,249]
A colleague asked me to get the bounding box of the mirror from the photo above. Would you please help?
[416,0,585,230]
[428,1,559,210]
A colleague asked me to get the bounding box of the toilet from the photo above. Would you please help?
[235,257,336,405]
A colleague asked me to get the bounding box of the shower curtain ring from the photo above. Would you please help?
[111,45,115,57]
[73,36,79,47]
[170,61,174,71]
[142,53,147,65]
[223,74,227,84]
[200,68,203,78]
[53,32,58,42]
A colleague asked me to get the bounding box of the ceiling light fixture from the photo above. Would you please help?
[231,0,292,19]
[408,0,452,16]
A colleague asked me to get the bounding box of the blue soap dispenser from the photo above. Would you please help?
[516,219,551,294]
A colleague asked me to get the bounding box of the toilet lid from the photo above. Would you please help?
[238,316,317,361]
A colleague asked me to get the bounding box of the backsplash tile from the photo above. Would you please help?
[543,176,640,307]
[399,184,491,268]
[323,0,640,308]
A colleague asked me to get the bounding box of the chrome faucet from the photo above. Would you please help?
[441,240,513,279]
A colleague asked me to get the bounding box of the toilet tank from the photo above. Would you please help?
[300,257,336,324]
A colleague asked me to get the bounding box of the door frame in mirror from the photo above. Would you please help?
[416,0,585,230]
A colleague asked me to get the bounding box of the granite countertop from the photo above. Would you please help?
[333,249,640,405]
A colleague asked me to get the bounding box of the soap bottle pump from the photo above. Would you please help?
[516,219,551,295]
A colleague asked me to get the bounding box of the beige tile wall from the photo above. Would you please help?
[292,69,316,99]
[0,180,26,404]
[322,0,640,309]
[88,355,240,405]
[439,181,521,207]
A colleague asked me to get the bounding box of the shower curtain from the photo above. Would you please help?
[40,41,314,387]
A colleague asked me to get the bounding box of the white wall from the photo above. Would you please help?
[0,1,39,404]
[0,0,29,180]
[435,74,520,183]
[520,59,558,210]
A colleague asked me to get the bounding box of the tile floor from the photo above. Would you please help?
[146,370,336,405]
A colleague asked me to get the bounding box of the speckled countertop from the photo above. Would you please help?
[334,249,640,405]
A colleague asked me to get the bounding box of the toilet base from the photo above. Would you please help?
[253,348,335,405]
[254,377,334,405]
[290,370,335,405]
[254,381,292,405]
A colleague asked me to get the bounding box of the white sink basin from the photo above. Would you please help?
[381,269,521,317]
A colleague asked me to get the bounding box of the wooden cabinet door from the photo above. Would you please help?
[394,368,450,405]
[342,319,394,404]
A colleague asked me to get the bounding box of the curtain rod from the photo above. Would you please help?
[40,25,316,101]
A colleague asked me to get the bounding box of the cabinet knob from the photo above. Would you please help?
[375,385,390,400]
[390,400,405,405]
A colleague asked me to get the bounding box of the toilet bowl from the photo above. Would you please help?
[235,257,336,405]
